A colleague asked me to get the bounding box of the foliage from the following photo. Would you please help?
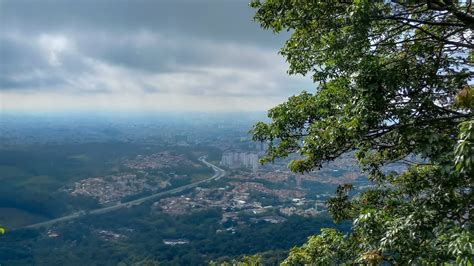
[455,120,474,175]
[250,0,473,264]
[210,254,263,266]
[0,206,344,265]
[282,228,352,265]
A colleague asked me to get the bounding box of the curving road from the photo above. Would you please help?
[23,156,225,229]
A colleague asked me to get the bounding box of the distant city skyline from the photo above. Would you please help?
[0,0,313,112]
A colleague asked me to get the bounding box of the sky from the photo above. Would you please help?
[0,0,314,112]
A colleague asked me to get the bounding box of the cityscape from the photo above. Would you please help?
[0,113,369,264]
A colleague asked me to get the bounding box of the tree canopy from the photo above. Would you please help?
[250,0,473,264]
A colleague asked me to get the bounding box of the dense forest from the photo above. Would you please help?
[0,206,349,265]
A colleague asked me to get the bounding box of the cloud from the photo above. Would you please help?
[1,0,288,46]
[38,35,74,67]
[0,0,312,111]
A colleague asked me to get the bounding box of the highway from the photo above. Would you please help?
[23,156,225,229]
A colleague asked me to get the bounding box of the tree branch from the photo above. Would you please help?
[398,21,474,49]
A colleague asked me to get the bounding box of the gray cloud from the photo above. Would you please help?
[0,0,311,111]
[1,0,287,46]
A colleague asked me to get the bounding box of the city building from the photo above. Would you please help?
[220,152,259,170]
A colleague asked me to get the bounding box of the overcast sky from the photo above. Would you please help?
[0,0,313,112]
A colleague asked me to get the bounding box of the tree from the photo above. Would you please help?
[250,0,473,264]
[282,228,353,265]
[210,255,262,266]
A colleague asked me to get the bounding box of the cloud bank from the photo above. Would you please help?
[0,0,313,112]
